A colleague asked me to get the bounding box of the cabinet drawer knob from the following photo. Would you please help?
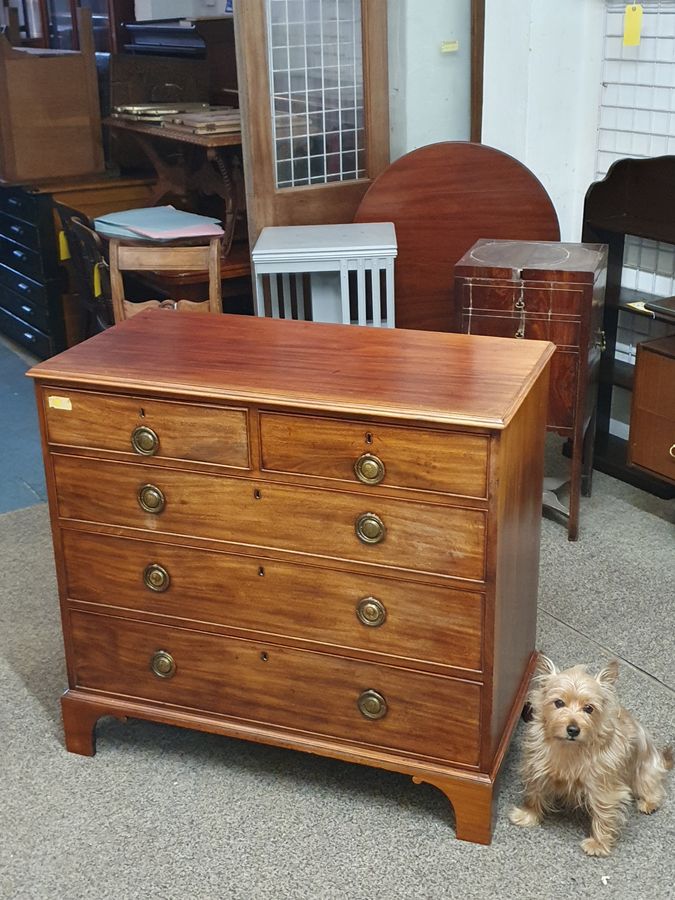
[143,563,170,592]
[138,484,165,514]
[669,444,675,459]
[355,512,386,544]
[358,689,388,720]
[150,650,176,679]
[356,596,387,627]
[354,452,385,485]
[131,425,159,456]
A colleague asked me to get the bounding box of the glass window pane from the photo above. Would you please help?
[267,0,365,190]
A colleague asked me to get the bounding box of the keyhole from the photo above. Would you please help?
[258,566,265,577]
[254,489,262,500]
[260,651,269,662]
[139,408,145,418]
[365,432,373,445]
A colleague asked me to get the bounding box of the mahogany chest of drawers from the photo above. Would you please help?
[29,311,554,845]
[455,239,607,540]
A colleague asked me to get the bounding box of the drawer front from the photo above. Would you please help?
[462,311,580,348]
[633,347,675,415]
[69,610,482,766]
[54,457,487,580]
[0,234,43,281]
[0,188,40,224]
[460,282,584,316]
[43,390,250,469]
[0,212,41,252]
[0,304,52,358]
[260,413,489,499]
[62,531,484,672]
[629,410,675,485]
[0,283,50,333]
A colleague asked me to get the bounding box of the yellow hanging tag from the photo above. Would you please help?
[58,230,71,261]
[623,4,643,46]
[93,262,102,298]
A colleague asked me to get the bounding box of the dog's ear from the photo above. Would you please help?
[596,659,619,686]
[534,654,558,679]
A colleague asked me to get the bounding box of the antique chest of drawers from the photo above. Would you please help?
[29,311,554,845]
[455,239,607,540]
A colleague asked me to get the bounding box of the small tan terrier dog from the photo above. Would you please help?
[510,656,672,856]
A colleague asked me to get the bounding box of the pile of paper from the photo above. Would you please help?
[94,206,224,241]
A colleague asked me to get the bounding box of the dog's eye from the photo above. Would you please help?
[553,699,565,708]
[583,705,594,714]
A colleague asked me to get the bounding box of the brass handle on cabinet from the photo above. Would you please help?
[356,597,387,627]
[354,453,385,485]
[150,650,176,678]
[131,425,159,456]
[355,512,386,544]
[594,329,607,353]
[143,563,170,592]
[138,484,165,514]
[357,689,388,720]
[669,444,675,459]
[514,326,525,339]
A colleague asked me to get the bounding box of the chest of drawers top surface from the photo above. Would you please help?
[29,310,554,428]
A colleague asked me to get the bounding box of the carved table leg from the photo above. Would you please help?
[413,775,495,845]
[61,692,124,757]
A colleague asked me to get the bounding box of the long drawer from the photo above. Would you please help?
[0,187,40,224]
[0,304,53,358]
[62,531,484,673]
[260,412,489,498]
[54,456,487,580]
[458,282,585,315]
[41,390,250,469]
[0,281,50,333]
[462,311,580,348]
[69,609,482,766]
[0,212,41,253]
[0,234,44,282]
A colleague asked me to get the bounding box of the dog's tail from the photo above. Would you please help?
[662,746,674,771]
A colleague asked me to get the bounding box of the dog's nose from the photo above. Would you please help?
[567,724,581,738]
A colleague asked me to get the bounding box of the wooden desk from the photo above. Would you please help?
[29,313,553,846]
[103,117,244,254]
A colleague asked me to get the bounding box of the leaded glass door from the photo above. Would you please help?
[234,0,389,242]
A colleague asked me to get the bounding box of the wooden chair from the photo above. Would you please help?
[108,235,223,323]
[353,141,560,332]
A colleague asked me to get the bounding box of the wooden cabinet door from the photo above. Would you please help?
[234,0,389,243]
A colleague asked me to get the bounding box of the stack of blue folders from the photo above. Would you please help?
[94,206,224,242]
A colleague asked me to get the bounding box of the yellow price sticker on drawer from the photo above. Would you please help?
[48,395,72,411]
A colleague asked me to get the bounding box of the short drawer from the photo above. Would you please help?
[462,311,580,349]
[0,234,44,281]
[69,610,482,766]
[62,531,485,673]
[459,282,584,316]
[42,390,250,469]
[260,413,489,498]
[0,304,53,358]
[0,188,40,224]
[0,212,41,252]
[629,409,675,485]
[0,284,51,333]
[53,457,487,580]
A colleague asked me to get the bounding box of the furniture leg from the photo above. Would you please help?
[568,432,583,541]
[581,410,597,497]
[413,775,495,845]
[61,691,125,756]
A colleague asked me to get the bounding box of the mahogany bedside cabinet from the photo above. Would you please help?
[455,239,607,541]
[29,312,554,845]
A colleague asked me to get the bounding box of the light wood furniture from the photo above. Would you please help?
[583,155,675,498]
[455,239,607,541]
[0,175,155,356]
[0,11,103,183]
[353,142,560,333]
[29,312,553,845]
[108,236,222,322]
[628,335,675,486]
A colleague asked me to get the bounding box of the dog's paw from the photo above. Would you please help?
[637,799,660,815]
[581,838,612,857]
[509,806,541,827]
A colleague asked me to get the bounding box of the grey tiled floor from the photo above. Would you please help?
[0,335,45,514]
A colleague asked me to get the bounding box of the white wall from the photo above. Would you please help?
[388,0,472,160]
[482,0,606,241]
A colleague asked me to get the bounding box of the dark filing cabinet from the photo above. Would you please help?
[0,186,66,359]
[455,239,607,541]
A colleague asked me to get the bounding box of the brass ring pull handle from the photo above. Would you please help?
[131,425,159,456]
[143,563,170,593]
[356,596,387,627]
[138,484,165,514]
[355,512,386,544]
[514,326,526,339]
[358,689,388,720]
[150,650,176,679]
[514,299,525,310]
[354,453,386,486]
[669,444,675,459]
